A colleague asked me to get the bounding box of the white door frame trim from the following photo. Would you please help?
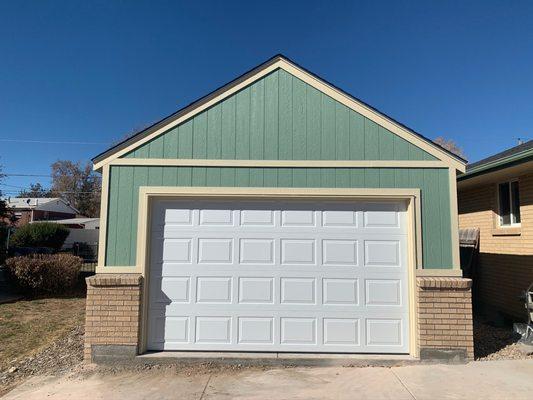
[132,187,421,357]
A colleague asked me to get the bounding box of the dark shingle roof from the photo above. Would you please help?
[466,140,533,171]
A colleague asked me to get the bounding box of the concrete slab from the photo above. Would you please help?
[3,360,533,400]
[138,351,417,367]
[392,360,533,400]
[204,367,413,400]
[3,370,211,400]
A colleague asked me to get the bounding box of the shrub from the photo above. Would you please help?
[9,222,69,251]
[5,253,82,294]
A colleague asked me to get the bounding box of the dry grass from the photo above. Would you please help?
[0,297,86,371]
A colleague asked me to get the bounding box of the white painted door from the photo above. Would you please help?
[147,199,410,353]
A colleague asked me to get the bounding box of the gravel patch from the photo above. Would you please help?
[0,324,84,395]
[474,317,533,361]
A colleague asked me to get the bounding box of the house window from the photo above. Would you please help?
[498,180,521,226]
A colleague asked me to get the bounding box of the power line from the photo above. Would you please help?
[2,173,52,177]
[0,138,110,145]
[0,184,100,194]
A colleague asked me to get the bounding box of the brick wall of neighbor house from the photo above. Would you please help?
[417,277,474,360]
[5,210,77,227]
[84,274,143,362]
[458,172,533,319]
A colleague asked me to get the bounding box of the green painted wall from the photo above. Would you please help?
[123,69,437,161]
[105,166,452,269]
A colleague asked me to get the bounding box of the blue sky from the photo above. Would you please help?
[1,0,532,194]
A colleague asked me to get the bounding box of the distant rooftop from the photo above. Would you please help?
[467,140,533,171]
[459,140,533,181]
[7,197,64,209]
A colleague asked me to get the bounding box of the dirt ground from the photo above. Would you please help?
[0,296,85,395]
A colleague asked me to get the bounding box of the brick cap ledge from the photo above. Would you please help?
[86,274,142,287]
[417,277,472,290]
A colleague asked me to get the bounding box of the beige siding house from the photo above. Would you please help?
[458,140,533,320]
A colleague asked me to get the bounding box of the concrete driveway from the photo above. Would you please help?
[3,360,533,400]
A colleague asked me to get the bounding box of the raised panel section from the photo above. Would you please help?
[150,316,189,343]
[200,209,233,225]
[238,318,274,344]
[281,318,317,344]
[281,210,315,226]
[196,277,232,303]
[322,210,357,227]
[165,209,192,225]
[195,317,231,343]
[366,319,402,346]
[323,318,359,345]
[323,279,358,305]
[365,280,401,306]
[239,239,274,264]
[363,203,400,228]
[240,209,274,226]
[198,239,233,264]
[281,278,315,304]
[159,277,189,303]
[163,239,192,263]
[238,278,273,304]
[281,239,316,265]
[322,240,358,266]
[364,240,400,267]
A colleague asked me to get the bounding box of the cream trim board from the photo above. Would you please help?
[95,266,138,274]
[96,164,110,267]
[133,186,421,356]
[416,269,463,277]
[94,58,465,172]
[110,158,449,168]
[137,186,422,199]
[449,168,461,269]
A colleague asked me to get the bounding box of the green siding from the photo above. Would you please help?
[123,69,437,161]
[105,166,452,269]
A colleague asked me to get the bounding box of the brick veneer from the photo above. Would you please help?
[84,274,143,362]
[417,277,474,360]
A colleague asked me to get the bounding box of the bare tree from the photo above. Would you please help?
[17,183,52,198]
[50,161,101,217]
[433,137,466,160]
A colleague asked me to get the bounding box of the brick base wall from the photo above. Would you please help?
[417,277,474,360]
[84,274,143,362]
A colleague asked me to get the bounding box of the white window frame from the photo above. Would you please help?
[497,179,521,227]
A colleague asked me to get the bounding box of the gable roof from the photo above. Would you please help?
[458,140,533,181]
[92,54,466,172]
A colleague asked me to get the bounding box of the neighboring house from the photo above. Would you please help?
[85,55,472,363]
[458,140,533,320]
[46,218,100,249]
[4,197,79,227]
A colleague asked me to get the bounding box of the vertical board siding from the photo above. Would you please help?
[106,166,451,269]
[124,69,436,161]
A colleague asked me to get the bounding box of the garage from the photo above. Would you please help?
[86,55,471,363]
[147,198,409,353]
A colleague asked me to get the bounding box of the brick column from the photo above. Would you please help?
[417,277,474,361]
[84,274,143,363]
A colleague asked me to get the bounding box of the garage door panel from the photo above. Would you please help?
[148,199,410,354]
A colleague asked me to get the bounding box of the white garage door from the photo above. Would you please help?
[147,198,410,354]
